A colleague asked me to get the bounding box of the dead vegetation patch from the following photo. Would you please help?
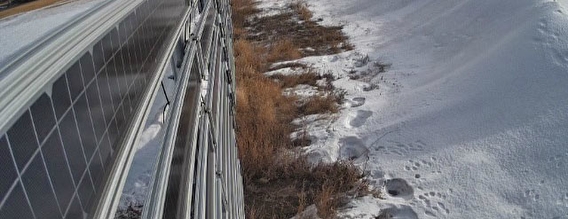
[270,69,320,88]
[290,0,312,21]
[243,0,353,57]
[267,39,303,63]
[245,158,366,219]
[232,0,366,218]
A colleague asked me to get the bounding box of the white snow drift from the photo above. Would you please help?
[257,0,568,218]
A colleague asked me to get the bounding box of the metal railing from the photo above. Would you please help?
[0,0,243,217]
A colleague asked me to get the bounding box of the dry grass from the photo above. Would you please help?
[234,37,298,181]
[271,68,345,116]
[270,70,320,88]
[245,3,353,57]
[291,0,313,21]
[0,0,67,19]
[267,39,303,63]
[299,94,340,116]
[232,0,365,218]
[245,157,364,219]
[231,0,261,39]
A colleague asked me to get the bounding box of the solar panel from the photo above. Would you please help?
[7,111,38,172]
[0,183,35,218]
[0,137,17,202]
[22,153,61,218]
[41,130,75,212]
[0,0,188,216]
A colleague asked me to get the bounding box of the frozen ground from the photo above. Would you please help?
[0,0,101,67]
[260,0,568,218]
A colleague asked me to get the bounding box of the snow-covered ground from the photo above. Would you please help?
[261,0,568,218]
[0,0,101,67]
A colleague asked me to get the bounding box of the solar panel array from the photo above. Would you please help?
[0,0,188,217]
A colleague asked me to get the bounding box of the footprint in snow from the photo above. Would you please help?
[350,97,366,107]
[404,158,442,180]
[524,189,541,202]
[344,110,372,128]
[338,136,369,162]
[559,193,568,207]
[376,205,418,219]
[372,140,426,156]
[415,191,451,217]
[384,178,414,200]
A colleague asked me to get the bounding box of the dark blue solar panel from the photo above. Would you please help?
[99,132,112,165]
[30,93,57,144]
[0,136,16,198]
[59,110,88,184]
[115,104,127,131]
[109,27,120,55]
[85,79,106,142]
[108,118,120,149]
[106,56,123,108]
[66,62,84,102]
[93,41,105,74]
[123,89,134,115]
[52,75,73,120]
[0,183,35,218]
[7,111,38,171]
[79,53,96,86]
[42,130,76,211]
[97,68,116,125]
[100,34,114,62]
[64,195,83,219]
[117,49,130,98]
[21,154,61,218]
[89,151,104,191]
[74,93,98,161]
[118,22,128,47]
[122,40,135,78]
[77,172,95,214]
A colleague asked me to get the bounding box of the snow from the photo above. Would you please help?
[0,0,101,67]
[260,0,568,218]
[119,100,168,208]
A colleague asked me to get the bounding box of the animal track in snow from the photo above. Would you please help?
[404,158,442,177]
[349,97,366,107]
[384,178,414,199]
[405,159,433,171]
[535,18,568,66]
[524,189,541,202]
[345,110,373,128]
[556,193,568,207]
[344,97,366,108]
[415,191,450,217]
[373,140,426,156]
[339,136,369,161]
[376,205,418,219]
[547,152,568,169]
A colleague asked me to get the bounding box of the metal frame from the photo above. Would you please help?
[0,0,243,217]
